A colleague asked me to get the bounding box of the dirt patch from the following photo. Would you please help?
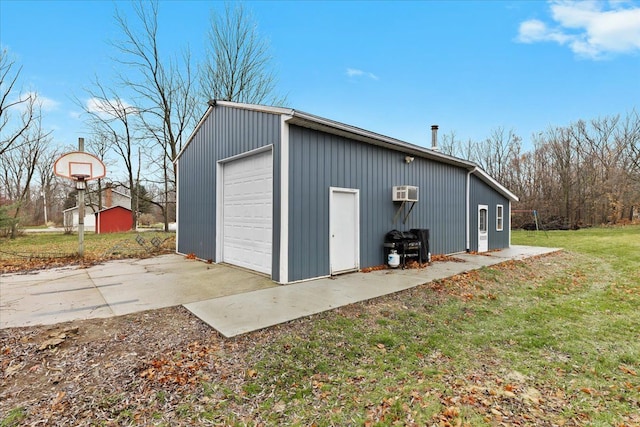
[1,307,223,425]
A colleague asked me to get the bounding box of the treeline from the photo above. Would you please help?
[442,110,640,229]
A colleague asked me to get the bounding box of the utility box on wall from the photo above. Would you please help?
[392,185,419,202]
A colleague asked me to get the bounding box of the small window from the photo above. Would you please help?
[479,208,487,232]
[496,205,504,231]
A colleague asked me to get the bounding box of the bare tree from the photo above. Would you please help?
[79,80,139,230]
[0,49,37,157]
[445,111,639,229]
[0,102,51,238]
[112,0,198,230]
[475,127,521,186]
[200,2,286,106]
[622,109,640,174]
[35,145,62,225]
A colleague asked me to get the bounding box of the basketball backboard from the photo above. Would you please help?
[54,151,106,181]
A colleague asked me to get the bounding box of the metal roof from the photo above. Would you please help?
[177,100,518,202]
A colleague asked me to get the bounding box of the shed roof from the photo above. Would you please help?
[177,100,518,202]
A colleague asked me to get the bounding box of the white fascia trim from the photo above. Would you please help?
[472,168,519,202]
[175,105,214,163]
[278,116,292,284]
[214,99,294,116]
[218,145,273,164]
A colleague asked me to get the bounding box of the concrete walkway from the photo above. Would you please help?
[186,245,559,337]
[1,246,558,335]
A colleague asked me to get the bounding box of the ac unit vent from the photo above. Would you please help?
[392,185,419,202]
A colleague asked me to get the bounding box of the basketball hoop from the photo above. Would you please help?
[54,148,107,257]
[54,151,106,182]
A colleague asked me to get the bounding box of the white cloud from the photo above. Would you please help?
[346,68,379,80]
[516,0,640,59]
[86,97,137,118]
[11,91,60,112]
[36,94,60,112]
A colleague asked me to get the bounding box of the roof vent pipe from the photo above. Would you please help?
[431,125,439,151]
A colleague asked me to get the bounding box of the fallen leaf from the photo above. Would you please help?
[619,365,637,376]
[273,401,286,413]
[522,387,541,405]
[52,391,66,406]
[39,337,66,351]
[5,363,25,376]
[442,406,460,418]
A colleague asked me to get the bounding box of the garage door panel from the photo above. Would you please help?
[222,151,272,275]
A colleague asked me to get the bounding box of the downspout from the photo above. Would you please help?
[466,167,476,252]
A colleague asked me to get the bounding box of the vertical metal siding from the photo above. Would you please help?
[177,105,282,279]
[469,175,510,251]
[288,125,468,282]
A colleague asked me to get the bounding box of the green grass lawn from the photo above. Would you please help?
[512,225,640,275]
[217,226,639,426]
[0,231,175,272]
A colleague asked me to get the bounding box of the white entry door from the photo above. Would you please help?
[478,204,488,253]
[329,187,360,275]
[222,150,273,274]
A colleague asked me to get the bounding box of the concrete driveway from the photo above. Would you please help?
[0,254,275,329]
[1,246,559,335]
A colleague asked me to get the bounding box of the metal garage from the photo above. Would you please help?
[176,100,518,284]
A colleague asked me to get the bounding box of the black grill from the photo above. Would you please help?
[383,230,422,268]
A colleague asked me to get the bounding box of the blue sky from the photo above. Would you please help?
[1,0,639,154]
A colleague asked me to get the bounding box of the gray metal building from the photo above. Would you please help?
[175,100,518,284]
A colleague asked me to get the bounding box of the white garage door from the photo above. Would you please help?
[222,150,273,274]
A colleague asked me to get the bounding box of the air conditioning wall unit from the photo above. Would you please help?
[392,185,419,202]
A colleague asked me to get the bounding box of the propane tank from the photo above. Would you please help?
[388,250,400,268]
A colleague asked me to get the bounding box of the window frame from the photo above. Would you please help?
[496,204,504,231]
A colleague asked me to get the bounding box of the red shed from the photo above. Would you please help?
[94,206,133,234]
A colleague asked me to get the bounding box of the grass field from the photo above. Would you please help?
[219,226,639,425]
[1,226,639,425]
[512,225,640,275]
[0,231,175,272]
